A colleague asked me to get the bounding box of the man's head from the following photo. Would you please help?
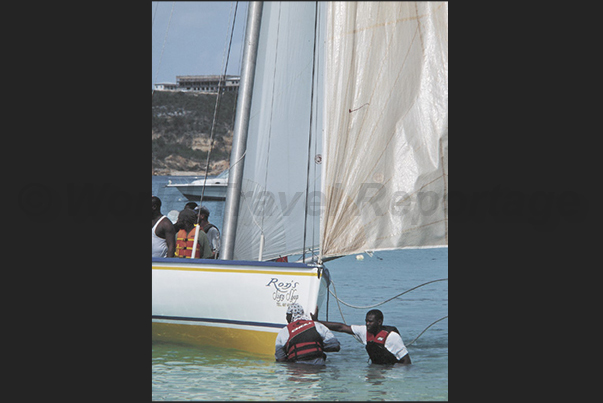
[199,206,210,220]
[184,202,198,210]
[365,309,384,334]
[152,196,162,215]
[176,208,198,230]
[286,302,306,323]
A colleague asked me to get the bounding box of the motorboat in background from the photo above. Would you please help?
[167,169,229,201]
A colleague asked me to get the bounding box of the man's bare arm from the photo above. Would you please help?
[316,320,354,335]
[161,220,176,257]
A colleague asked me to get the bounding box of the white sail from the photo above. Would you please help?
[233,2,325,261]
[320,2,448,258]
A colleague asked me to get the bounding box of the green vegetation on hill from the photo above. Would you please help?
[152,90,236,174]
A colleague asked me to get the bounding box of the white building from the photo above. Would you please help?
[154,82,178,91]
[154,75,239,93]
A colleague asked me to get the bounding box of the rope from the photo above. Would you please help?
[405,315,448,347]
[152,1,159,29]
[329,281,364,344]
[196,1,239,222]
[326,277,448,346]
[328,278,447,309]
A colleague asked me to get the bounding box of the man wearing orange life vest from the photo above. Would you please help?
[316,309,411,365]
[174,208,213,259]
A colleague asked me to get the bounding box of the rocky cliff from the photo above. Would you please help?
[152,90,235,175]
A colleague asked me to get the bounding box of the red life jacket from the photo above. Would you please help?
[175,227,201,258]
[365,326,400,364]
[285,320,325,362]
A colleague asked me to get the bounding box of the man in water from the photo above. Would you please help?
[315,309,411,365]
[151,196,175,257]
[275,303,340,365]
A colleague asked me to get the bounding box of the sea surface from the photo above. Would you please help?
[152,175,448,401]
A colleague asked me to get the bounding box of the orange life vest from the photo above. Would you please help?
[175,227,201,258]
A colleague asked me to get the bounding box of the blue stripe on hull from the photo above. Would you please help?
[151,315,284,329]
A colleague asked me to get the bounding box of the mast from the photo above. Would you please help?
[221,2,263,260]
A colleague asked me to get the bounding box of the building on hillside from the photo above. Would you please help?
[154,82,178,91]
[153,75,240,93]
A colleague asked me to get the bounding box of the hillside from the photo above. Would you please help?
[152,90,236,175]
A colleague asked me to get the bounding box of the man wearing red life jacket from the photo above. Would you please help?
[316,309,411,365]
[275,303,341,365]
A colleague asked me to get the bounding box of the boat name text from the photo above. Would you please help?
[266,278,299,306]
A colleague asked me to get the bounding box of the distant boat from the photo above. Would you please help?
[167,169,229,201]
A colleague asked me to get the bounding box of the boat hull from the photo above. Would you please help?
[167,184,227,201]
[152,258,330,356]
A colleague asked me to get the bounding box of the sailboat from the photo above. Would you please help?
[152,1,448,357]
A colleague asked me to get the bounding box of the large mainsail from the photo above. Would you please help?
[232,2,448,261]
[233,2,325,261]
[320,2,448,258]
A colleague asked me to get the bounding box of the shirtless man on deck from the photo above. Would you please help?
[152,196,175,257]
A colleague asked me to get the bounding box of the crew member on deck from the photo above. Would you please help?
[152,196,175,257]
[197,205,221,259]
[275,303,340,365]
[173,202,199,232]
[315,309,411,365]
[174,208,213,259]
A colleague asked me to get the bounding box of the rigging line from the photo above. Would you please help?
[328,278,448,309]
[302,1,320,263]
[229,2,244,139]
[152,1,159,29]
[152,1,175,99]
[328,278,448,347]
[197,1,239,220]
[405,316,448,347]
[329,280,364,344]
[229,149,246,171]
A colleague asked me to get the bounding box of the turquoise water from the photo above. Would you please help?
[152,176,448,401]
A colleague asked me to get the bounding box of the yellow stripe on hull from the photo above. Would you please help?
[152,322,277,357]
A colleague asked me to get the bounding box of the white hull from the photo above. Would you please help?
[166,183,227,201]
[152,257,330,355]
[167,170,229,201]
